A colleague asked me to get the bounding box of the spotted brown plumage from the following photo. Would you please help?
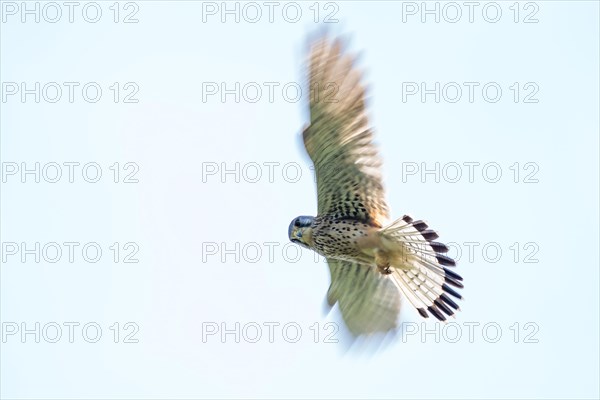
[288,36,463,336]
[303,37,388,227]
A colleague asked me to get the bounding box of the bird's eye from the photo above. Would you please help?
[294,218,301,227]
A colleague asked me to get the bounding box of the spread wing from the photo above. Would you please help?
[303,36,389,226]
[326,259,401,335]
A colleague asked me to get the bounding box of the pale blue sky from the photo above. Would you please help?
[1,1,599,398]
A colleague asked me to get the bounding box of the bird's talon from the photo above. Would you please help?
[378,265,392,275]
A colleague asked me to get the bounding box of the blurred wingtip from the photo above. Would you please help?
[295,125,312,163]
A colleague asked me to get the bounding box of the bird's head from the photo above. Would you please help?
[288,216,315,249]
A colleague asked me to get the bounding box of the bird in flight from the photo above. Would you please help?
[288,35,463,335]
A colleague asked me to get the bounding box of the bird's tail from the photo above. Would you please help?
[379,215,463,321]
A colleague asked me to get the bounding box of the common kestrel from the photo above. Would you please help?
[288,36,463,335]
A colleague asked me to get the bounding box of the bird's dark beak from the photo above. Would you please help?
[289,227,302,243]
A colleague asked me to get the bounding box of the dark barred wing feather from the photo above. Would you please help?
[303,37,389,226]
